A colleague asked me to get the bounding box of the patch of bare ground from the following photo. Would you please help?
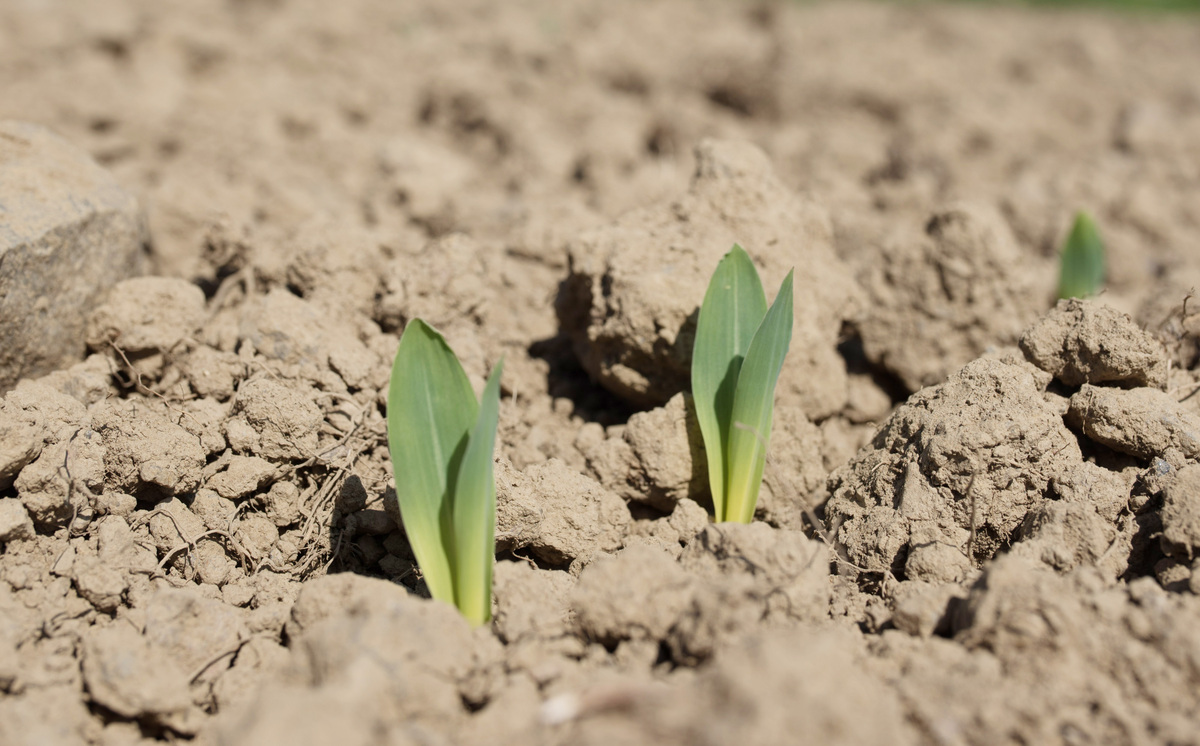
[2,1,1200,744]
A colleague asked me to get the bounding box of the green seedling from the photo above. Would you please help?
[692,244,794,524]
[1058,211,1105,300]
[387,319,503,626]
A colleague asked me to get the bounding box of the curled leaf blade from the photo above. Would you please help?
[452,358,503,626]
[725,271,793,524]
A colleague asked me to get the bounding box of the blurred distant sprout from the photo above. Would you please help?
[691,244,794,524]
[1058,211,1106,300]
[387,319,503,627]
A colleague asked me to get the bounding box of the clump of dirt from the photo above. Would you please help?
[493,457,632,570]
[882,555,1200,744]
[3,1,1200,744]
[854,203,1047,393]
[828,297,1178,593]
[827,353,1086,583]
[557,138,863,420]
[1021,298,1168,389]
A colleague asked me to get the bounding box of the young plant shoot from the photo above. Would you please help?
[387,319,503,626]
[1058,211,1105,300]
[692,244,794,524]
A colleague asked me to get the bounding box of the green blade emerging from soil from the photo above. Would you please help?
[451,358,503,626]
[725,271,793,524]
[387,319,479,608]
[1058,211,1105,300]
[691,245,768,522]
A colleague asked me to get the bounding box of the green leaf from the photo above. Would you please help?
[725,271,794,524]
[1058,211,1105,300]
[691,245,767,523]
[387,320,478,608]
[452,358,503,626]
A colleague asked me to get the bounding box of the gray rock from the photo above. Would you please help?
[0,121,146,393]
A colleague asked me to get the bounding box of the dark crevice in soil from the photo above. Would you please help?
[495,548,564,574]
[1122,493,1166,582]
[528,334,637,427]
[848,569,895,600]
[1058,412,1143,473]
[84,702,174,741]
[627,502,670,522]
[654,640,675,669]
[836,324,910,407]
[706,85,755,118]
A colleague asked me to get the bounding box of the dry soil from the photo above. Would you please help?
[2,1,1200,744]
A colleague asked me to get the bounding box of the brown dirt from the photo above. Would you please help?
[2,1,1200,744]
